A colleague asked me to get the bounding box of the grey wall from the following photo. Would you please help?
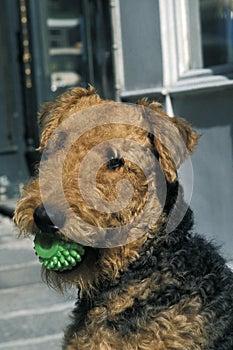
[172,89,233,260]
[119,0,163,91]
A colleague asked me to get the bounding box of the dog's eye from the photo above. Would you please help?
[107,157,125,170]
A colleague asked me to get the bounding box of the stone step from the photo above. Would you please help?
[0,333,63,350]
[0,215,21,246]
[0,278,76,350]
[0,283,75,316]
[0,301,74,346]
[0,242,37,266]
[0,233,42,289]
[0,225,44,288]
[0,261,42,288]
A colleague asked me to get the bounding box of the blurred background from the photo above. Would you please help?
[0,0,232,348]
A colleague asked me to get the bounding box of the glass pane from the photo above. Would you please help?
[87,0,114,98]
[200,0,233,67]
[47,0,87,94]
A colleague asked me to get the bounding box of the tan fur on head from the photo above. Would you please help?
[14,86,199,293]
[38,86,107,151]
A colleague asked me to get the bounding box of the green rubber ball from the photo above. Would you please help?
[34,234,85,272]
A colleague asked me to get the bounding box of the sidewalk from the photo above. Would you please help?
[0,204,76,350]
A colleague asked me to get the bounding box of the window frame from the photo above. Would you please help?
[159,0,233,95]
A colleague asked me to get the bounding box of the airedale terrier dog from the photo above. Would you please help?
[14,86,233,349]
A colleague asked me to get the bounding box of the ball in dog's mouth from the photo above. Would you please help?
[33,233,85,272]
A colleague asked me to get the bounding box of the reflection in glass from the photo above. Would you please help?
[200,0,233,67]
[47,0,86,93]
[46,0,114,99]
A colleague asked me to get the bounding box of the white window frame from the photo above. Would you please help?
[110,0,125,101]
[159,0,233,95]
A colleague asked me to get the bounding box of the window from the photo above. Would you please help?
[157,0,233,96]
[200,0,233,67]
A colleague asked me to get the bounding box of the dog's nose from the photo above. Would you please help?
[33,204,66,234]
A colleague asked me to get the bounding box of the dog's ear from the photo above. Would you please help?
[155,116,200,182]
[37,86,97,150]
[172,116,200,154]
[138,100,200,182]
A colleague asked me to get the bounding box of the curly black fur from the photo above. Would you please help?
[64,183,233,349]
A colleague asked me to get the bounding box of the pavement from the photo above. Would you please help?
[0,199,76,350]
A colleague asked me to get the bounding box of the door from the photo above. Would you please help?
[0,0,28,199]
